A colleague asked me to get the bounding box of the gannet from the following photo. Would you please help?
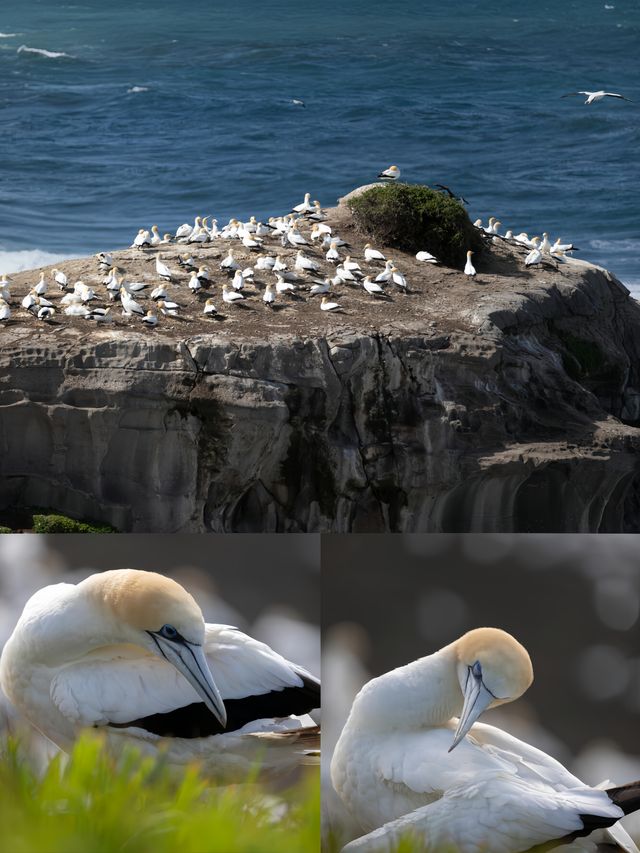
[34,273,47,295]
[141,309,158,327]
[150,284,167,301]
[321,296,341,311]
[291,192,315,214]
[525,238,543,267]
[256,254,276,271]
[375,261,394,283]
[562,90,633,105]
[309,279,330,296]
[308,200,326,222]
[331,628,640,853]
[326,243,341,264]
[275,274,296,295]
[242,233,262,251]
[132,228,151,249]
[390,266,407,290]
[188,218,209,244]
[464,251,476,277]
[362,277,385,298]
[220,250,239,272]
[273,255,288,273]
[552,238,578,254]
[37,305,55,321]
[310,223,332,240]
[203,298,218,316]
[0,298,11,321]
[295,251,320,273]
[335,265,358,283]
[363,244,386,263]
[51,268,68,290]
[286,227,309,248]
[378,165,400,181]
[196,266,211,282]
[178,254,196,270]
[155,255,173,281]
[0,570,320,783]
[96,252,114,268]
[150,225,162,246]
[120,288,145,316]
[157,299,179,317]
[64,303,90,318]
[231,270,245,291]
[222,284,244,304]
[416,251,438,264]
[540,232,552,255]
[22,291,37,310]
[89,307,112,323]
[263,283,276,307]
[188,273,202,292]
[175,217,199,240]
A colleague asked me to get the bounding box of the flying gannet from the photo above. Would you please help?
[378,165,401,181]
[331,628,640,853]
[0,569,320,783]
[562,90,633,105]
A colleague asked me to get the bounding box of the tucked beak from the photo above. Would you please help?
[152,634,227,728]
[449,665,494,753]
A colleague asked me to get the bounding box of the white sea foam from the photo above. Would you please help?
[127,86,149,93]
[0,33,19,38]
[0,249,74,274]
[17,45,74,59]
[589,238,640,252]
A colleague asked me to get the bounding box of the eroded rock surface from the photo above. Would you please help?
[1,200,640,531]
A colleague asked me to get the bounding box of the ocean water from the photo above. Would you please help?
[0,0,638,293]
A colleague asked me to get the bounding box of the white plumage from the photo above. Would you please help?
[331,628,638,853]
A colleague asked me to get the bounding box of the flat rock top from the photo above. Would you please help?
[0,186,632,346]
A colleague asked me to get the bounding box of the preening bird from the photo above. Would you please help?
[0,569,320,783]
[331,628,640,853]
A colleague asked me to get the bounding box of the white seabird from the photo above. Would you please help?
[263,283,276,307]
[120,288,145,317]
[203,298,218,316]
[562,90,633,104]
[141,309,158,327]
[155,255,174,281]
[0,569,320,783]
[0,298,11,321]
[222,284,245,305]
[188,273,202,292]
[291,192,315,215]
[321,296,342,311]
[378,165,401,181]
[51,268,68,290]
[331,627,640,853]
[362,277,386,298]
[415,251,438,264]
[464,250,476,277]
[525,238,543,267]
[363,244,386,263]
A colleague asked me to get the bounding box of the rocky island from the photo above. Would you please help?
[1,185,639,532]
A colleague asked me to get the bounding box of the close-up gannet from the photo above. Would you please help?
[203,298,218,316]
[378,165,401,181]
[331,628,640,853]
[0,297,11,321]
[51,268,68,289]
[562,90,633,104]
[141,309,158,327]
[0,570,320,783]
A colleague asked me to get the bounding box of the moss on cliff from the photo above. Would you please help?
[347,183,484,268]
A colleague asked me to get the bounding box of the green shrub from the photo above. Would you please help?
[32,514,116,534]
[0,733,320,853]
[348,183,484,269]
[0,525,12,534]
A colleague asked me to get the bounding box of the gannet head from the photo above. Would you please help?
[83,569,227,727]
[449,627,532,752]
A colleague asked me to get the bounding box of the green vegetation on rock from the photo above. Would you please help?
[32,514,116,534]
[0,526,11,534]
[347,183,484,269]
[0,733,320,853]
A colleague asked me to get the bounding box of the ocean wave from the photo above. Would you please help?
[0,33,19,38]
[127,86,149,94]
[17,44,74,59]
[0,249,74,274]
[589,238,640,251]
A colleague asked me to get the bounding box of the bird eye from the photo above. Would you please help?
[471,660,482,678]
[160,624,179,639]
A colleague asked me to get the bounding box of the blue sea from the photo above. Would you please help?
[0,1,638,293]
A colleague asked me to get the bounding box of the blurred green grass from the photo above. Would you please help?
[0,733,320,853]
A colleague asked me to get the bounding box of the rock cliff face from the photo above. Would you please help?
[1,257,640,532]
[1,194,640,532]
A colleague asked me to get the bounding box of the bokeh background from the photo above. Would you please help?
[323,534,640,847]
[0,534,320,762]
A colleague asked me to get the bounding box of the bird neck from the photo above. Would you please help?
[351,645,462,732]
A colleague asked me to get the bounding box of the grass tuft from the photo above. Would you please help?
[31,514,116,534]
[347,183,484,269]
[0,734,320,853]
